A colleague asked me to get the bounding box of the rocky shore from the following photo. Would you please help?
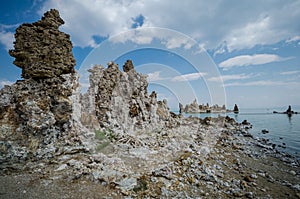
[0,9,299,198]
[0,116,299,198]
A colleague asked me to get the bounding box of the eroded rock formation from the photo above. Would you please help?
[0,9,84,163]
[9,9,75,79]
[81,60,177,137]
[183,99,228,113]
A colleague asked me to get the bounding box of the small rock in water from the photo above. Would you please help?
[261,129,269,134]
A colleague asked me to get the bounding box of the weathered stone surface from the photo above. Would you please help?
[81,60,176,137]
[184,99,201,113]
[0,9,83,163]
[122,59,134,72]
[9,9,75,79]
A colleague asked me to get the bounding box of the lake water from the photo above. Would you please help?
[180,108,300,159]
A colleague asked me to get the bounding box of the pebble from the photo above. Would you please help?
[250,174,258,179]
[245,192,253,199]
[258,172,266,177]
[244,175,254,182]
[240,180,248,188]
[293,184,300,191]
[290,170,297,175]
[55,164,68,171]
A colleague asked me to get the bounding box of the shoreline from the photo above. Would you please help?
[1,116,299,198]
[182,111,300,160]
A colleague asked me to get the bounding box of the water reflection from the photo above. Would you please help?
[233,113,238,121]
[287,113,292,122]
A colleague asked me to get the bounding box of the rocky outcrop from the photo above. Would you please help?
[9,9,75,79]
[184,99,201,113]
[0,9,85,163]
[179,103,184,114]
[183,99,227,113]
[81,60,177,137]
[233,104,239,114]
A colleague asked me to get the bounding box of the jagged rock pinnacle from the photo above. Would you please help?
[9,9,75,79]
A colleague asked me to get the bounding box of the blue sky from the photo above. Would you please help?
[1,0,300,110]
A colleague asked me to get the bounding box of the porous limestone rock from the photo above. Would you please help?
[81,60,177,137]
[0,9,84,163]
[9,9,76,79]
[184,99,200,113]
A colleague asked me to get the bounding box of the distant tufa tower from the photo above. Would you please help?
[233,104,239,114]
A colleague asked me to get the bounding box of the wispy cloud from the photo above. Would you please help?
[172,72,206,82]
[280,70,300,75]
[0,79,13,88]
[0,31,14,50]
[208,74,252,82]
[225,80,300,87]
[286,36,300,43]
[147,71,165,82]
[219,54,292,70]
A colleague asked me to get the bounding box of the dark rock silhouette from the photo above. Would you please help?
[233,104,239,114]
[286,105,292,113]
[179,103,184,114]
[261,129,269,134]
[273,105,298,115]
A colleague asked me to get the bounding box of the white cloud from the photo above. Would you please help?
[280,70,300,75]
[172,72,206,82]
[37,0,300,51]
[0,31,14,50]
[208,74,252,82]
[286,36,300,43]
[0,79,13,88]
[225,80,300,87]
[224,16,279,51]
[109,27,196,50]
[219,54,291,69]
[147,71,164,82]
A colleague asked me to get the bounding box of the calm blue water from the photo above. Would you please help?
[180,108,300,159]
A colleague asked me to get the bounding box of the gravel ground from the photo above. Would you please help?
[1,119,300,199]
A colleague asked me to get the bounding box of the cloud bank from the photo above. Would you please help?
[36,0,300,52]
